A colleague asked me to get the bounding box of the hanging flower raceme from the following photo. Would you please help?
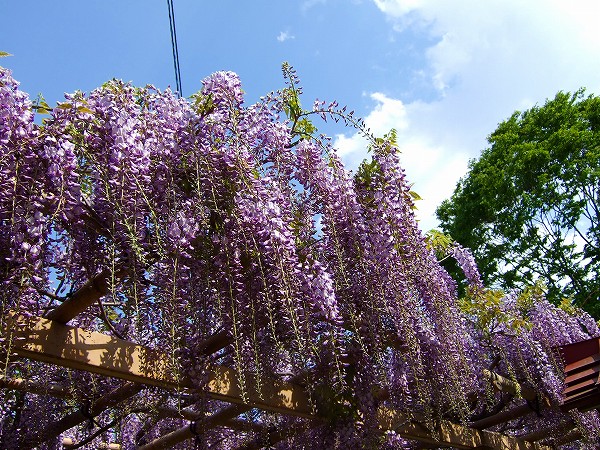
[2,65,600,449]
[0,68,47,314]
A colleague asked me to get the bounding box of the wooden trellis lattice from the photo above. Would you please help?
[4,315,553,450]
[1,270,583,450]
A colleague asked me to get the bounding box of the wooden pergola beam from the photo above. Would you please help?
[548,428,582,446]
[137,405,249,450]
[136,409,267,449]
[7,314,314,417]
[233,408,552,450]
[141,369,312,449]
[199,328,232,355]
[470,403,533,429]
[22,382,141,449]
[0,376,73,400]
[483,369,538,401]
[45,268,126,324]
[3,315,553,450]
[377,408,550,450]
[232,421,316,450]
[518,418,576,443]
[62,438,121,449]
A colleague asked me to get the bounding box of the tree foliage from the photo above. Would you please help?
[437,89,600,316]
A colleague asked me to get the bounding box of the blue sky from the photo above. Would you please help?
[3,0,600,230]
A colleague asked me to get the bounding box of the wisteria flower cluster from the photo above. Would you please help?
[1,65,599,449]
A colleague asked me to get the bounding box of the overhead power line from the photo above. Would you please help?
[167,0,183,97]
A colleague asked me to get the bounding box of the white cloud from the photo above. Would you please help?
[335,92,408,166]
[301,0,327,13]
[371,0,600,101]
[277,31,295,42]
[334,93,469,232]
[372,0,424,17]
[335,0,600,231]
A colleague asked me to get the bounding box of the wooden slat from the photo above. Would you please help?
[564,353,600,373]
[561,337,600,365]
[563,377,596,397]
[6,314,314,418]
[564,364,600,385]
[561,339,600,411]
[377,408,550,450]
[561,389,600,411]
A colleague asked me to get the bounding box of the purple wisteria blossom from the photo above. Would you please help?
[1,66,599,448]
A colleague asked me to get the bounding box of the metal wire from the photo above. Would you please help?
[167,0,183,96]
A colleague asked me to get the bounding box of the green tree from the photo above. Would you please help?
[437,89,600,316]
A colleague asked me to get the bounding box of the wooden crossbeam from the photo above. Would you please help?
[377,408,549,450]
[549,428,583,446]
[45,268,127,324]
[518,418,576,443]
[6,314,314,418]
[22,382,141,449]
[3,315,553,450]
[136,407,265,449]
[230,408,552,450]
[483,369,538,401]
[0,376,73,400]
[62,437,121,449]
[137,405,249,450]
[141,369,312,449]
[470,403,533,429]
[232,421,316,450]
[0,377,257,449]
